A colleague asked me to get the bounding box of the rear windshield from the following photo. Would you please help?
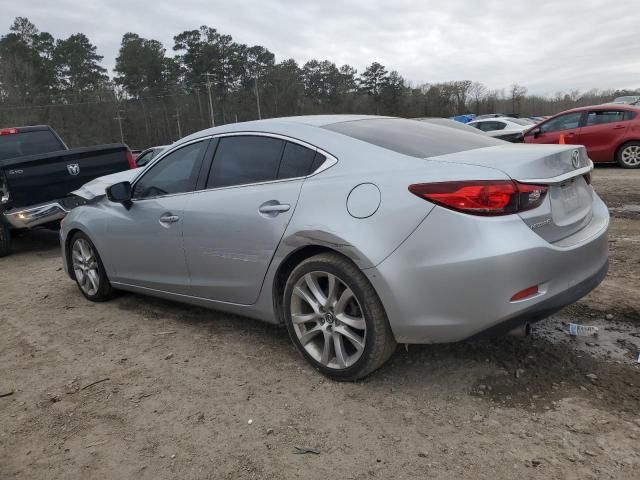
[323,118,502,158]
[0,130,64,161]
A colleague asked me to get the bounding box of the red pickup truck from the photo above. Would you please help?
[523,104,640,168]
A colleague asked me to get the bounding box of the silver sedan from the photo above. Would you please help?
[60,115,609,380]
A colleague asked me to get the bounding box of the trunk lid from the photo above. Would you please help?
[429,143,594,243]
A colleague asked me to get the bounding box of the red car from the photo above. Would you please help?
[523,104,640,168]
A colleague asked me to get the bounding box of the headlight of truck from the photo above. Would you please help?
[0,173,9,204]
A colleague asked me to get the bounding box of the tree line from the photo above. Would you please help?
[0,17,637,148]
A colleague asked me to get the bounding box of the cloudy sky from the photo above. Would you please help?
[4,0,639,95]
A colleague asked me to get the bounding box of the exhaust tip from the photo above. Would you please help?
[508,323,531,337]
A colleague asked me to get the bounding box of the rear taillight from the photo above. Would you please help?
[126,149,136,169]
[0,128,18,136]
[408,180,547,216]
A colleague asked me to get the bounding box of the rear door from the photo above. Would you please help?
[182,135,325,304]
[574,109,631,162]
[104,139,208,294]
[524,111,584,146]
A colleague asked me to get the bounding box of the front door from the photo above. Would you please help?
[525,111,584,145]
[105,140,208,294]
[182,135,322,304]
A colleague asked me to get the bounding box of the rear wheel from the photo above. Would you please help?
[0,220,10,257]
[617,142,640,169]
[283,253,396,381]
[70,232,113,301]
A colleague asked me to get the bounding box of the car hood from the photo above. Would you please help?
[71,168,142,200]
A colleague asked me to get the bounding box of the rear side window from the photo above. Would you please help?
[133,141,205,199]
[208,136,285,188]
[586,110,626,126]
[277,142,318,179]
[624,111,637,121]
[0,130,64,161]
[323,118,502,158]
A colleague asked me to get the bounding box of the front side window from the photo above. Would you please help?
[540,112,583,133]
[585,110,626,126]
[133,141,205,199]
[208,136,285,188]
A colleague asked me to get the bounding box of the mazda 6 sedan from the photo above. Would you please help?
[60,115,609,380]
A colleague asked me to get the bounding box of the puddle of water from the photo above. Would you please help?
[534,314,640,364]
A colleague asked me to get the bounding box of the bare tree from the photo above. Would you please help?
[469,81,487,114]
[510,84,528,115]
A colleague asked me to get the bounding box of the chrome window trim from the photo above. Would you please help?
[131,131,338,201]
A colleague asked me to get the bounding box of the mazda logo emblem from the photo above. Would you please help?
[571,151,580,169]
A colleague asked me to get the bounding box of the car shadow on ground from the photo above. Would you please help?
[110,290,640,415]
[6,228,61,257]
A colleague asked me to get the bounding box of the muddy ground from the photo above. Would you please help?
[1,167,639,479]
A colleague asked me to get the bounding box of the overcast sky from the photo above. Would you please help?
[4,0,639,95]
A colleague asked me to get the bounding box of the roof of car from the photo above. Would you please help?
[558,104,640,114]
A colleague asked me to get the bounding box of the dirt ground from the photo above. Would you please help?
[1,167,639,480]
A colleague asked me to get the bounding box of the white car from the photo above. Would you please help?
[468,117,535,134]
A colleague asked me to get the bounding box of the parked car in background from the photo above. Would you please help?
[612,96,640,106]
[135,145,169,167]
[475,113,507,120]
[468,117,535,134]
[523,104,640,168]
[416,118,523,142]
[0,125,136,256]
[61,115,608,380]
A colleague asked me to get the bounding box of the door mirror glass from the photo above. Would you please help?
[106,181,132,204]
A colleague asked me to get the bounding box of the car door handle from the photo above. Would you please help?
[159,214,180,223]
[613,125,626,130]
[259,203,291,214]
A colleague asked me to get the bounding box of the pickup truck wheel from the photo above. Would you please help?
[0,220,10,257]
[617,142,640,169]
[70,232,113,301]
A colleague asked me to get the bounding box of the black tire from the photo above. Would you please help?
[616,141,640,169]
[283,252,396,381]
[69,232,114,302]
[0,220,10,257]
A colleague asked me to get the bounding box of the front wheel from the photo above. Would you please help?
[283,253,396,381]
[70,232,113,301]
[617,142,640,169]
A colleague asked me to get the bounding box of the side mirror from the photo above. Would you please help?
[106,181,132,208]
[527,127,541,138]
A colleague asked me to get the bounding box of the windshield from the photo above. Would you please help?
[507,118,535,126]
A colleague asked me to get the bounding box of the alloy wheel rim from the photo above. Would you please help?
[72,238,100,296]
[621,145,640,166]
[290,271,366,370]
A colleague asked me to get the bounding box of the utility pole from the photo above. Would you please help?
[254,75,261,120]
[173,106,182,139]
[113,110,125,143]
[204,73,216,127]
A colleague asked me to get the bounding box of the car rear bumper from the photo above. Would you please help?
[365,191,610,344]
[3,196,87,229]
